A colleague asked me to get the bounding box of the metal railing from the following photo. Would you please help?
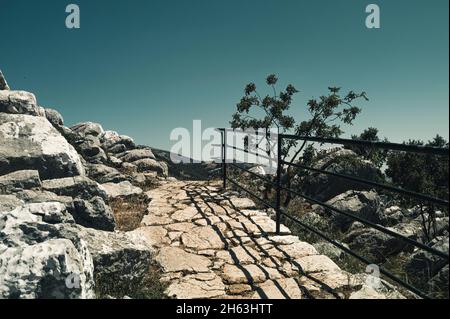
[216,128,449,299]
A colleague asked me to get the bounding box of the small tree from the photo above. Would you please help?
[345,127,389,168]
[230,74,368,204]
[385,135,449,241]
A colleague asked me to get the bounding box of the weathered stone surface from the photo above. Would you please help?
[14,189,73,207]
[267,242,318,259]
[86,164,127,184]
[181,226,226,250]
[326,190,384,231]
[253,278,303,299]
[0,194,22,212]
[0,113,85,179]
[171,206,199,222]
[141,214,172,226]
[155,247,212,273]
[73,196,115,231]
[100,130,135,150]
[343,222,423,263]
[129,226,169,248]
[118,149,155,162]
[44,108,64,127]
[0,170,41,193]
[166,272,226,299]
[101,181,143,200]
[132,158,167,176]
[221,197,256,210]
[348,281,405,300]
[0,90,43,116]
[70,122,104,137]
[60,225,152,292]
[0,239,95,299]
[0,204,96,298]
[222,264,284,284]
[216,246,262,265]
[42,176,107,200]
[294,255,340,274]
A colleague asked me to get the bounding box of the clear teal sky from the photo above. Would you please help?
[1,0,448,150]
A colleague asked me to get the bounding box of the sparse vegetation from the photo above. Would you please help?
[94,264,168,299]
[110,194,150,231]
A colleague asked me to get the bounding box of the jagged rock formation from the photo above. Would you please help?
[0,72,166,299]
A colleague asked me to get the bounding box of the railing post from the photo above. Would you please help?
[222,129,227,190]
[276,132,281,234]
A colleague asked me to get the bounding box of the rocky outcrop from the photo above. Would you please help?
[101,181,143,200]
[44,108,64,128]
[325,190,385,232]
[0,73,162,299]
[42,176,107,200]
[299,148,383,201]
[0,90,43,116]
[0,113,85,179]
[0,170,41,193]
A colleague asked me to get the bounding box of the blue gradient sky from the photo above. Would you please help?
[1,0,448,150]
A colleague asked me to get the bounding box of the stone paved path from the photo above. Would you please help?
[132,180,366,299]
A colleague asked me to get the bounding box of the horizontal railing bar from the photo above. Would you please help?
[279,185,450,260]
[227,145,275,161]
[225,177,277,211]
[281,160,449,207]
[280,135,449,156]
[228,163,278,188]
[279,210,429,299]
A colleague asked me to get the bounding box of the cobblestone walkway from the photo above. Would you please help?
[132,180,366,299]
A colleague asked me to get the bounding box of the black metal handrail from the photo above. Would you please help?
[217,128,449,299]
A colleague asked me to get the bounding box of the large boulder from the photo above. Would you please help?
[405,236,449,278]
[76,136,108,163]
[0,239,95,299]
[59,225,153,297]
[42,176,107,201]
[14,189,73,207]
[0,70,9,90]
[0,113,85,179]
[44,108,64,128]
[101,181,143,200]
[0,90,44,116]
[70,122,104,137]
[73,196,116,231]
[300,148,383,201]
[343,220,425,263]
[326,190,385,231]
[0,170,41,193]
[86,163,127,184]
[100,130,135,150]
[0,202,151,299]
[118,149,155,162]
[0,203,95,299]
[133,158,168,176]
